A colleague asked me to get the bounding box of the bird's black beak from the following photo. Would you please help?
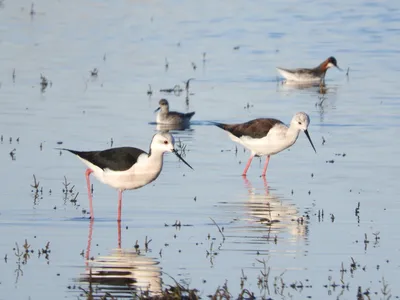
[335,64,343,71]
[304,130,317,153]
[154,107,161,113]
[173,149,194,170]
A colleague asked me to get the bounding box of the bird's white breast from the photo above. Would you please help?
[79,153,163,191]
[156,113,163,124]
[230,124,297,156]
[277,68,321,82]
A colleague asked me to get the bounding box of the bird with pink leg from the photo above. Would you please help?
[213,112,316,177]
[58,132,193,221]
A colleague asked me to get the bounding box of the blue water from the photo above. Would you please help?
[0,0,399,299]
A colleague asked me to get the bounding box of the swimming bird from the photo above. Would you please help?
[276,56,342,83]
[214,112,316,177]
[58,132,193,221]
[155,99,195,125]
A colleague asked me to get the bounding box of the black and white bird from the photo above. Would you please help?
[155,99,195,125]
[214,112,316,177]
[59,132,193,221]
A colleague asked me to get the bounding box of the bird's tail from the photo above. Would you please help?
[209,121,227,130]
[185,111,196,118]
[55,148,77,155]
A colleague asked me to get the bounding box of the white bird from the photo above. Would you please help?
[59,132,193,220]
[214,112,316,177]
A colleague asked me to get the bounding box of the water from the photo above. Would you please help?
[1,0,400,299]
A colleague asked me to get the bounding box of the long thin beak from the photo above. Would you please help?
[336,65,343,71]
[173,149,194,170]
[304,130,317,153]
[154,107,161,113]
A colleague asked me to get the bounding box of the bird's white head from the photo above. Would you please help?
[150,132,193,169]
[151,132,175,153]
[291,112,310,131]
[291,112,316,153]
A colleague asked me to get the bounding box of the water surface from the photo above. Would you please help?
[0,0,400,299]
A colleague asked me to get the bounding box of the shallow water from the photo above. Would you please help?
[1,0,400,299]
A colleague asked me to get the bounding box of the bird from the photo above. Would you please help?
[213,112,316,177]
[155,99,195,125]
[58,132,193,221]
[276,56,342,83]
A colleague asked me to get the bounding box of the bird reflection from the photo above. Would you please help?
[278,80,328,93]
[277,81,338,123]
[156,123,192,131]
[76,220,162,299]
[242,177,308,241]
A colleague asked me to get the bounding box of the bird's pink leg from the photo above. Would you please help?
[85,219,94,266]
[242,154,255,176]
[85,169,94,220]
[117,190,123,222]
[262,176,269,195]
[117,219,122,248]
[242,176,254,194]
[261,155,270,177]
[117,190,123,247]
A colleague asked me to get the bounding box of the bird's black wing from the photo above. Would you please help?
[214,118,284,139]
[62,147,147,171]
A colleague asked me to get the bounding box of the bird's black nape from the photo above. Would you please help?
[328,56,338,67]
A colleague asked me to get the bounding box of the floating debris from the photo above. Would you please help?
[147,84,153,96]
[9,148,16,160]
[335,153,347,157]
[160,84,183,95]
[30,3,35,16]
[90,68,98,77]
[40,74,52,93]
[165,58,169,70]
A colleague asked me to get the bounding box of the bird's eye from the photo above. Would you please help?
[298,122,302,125]
[163,140,168,144]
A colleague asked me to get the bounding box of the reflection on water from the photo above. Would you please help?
[148,121,195,131]
[278,81,338,95]
[75,221,162,299]
[156,123,193,131]
[277,82,339,123]
[242,177,308,241]
[220,177,308,248]
[280,80,324,90]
